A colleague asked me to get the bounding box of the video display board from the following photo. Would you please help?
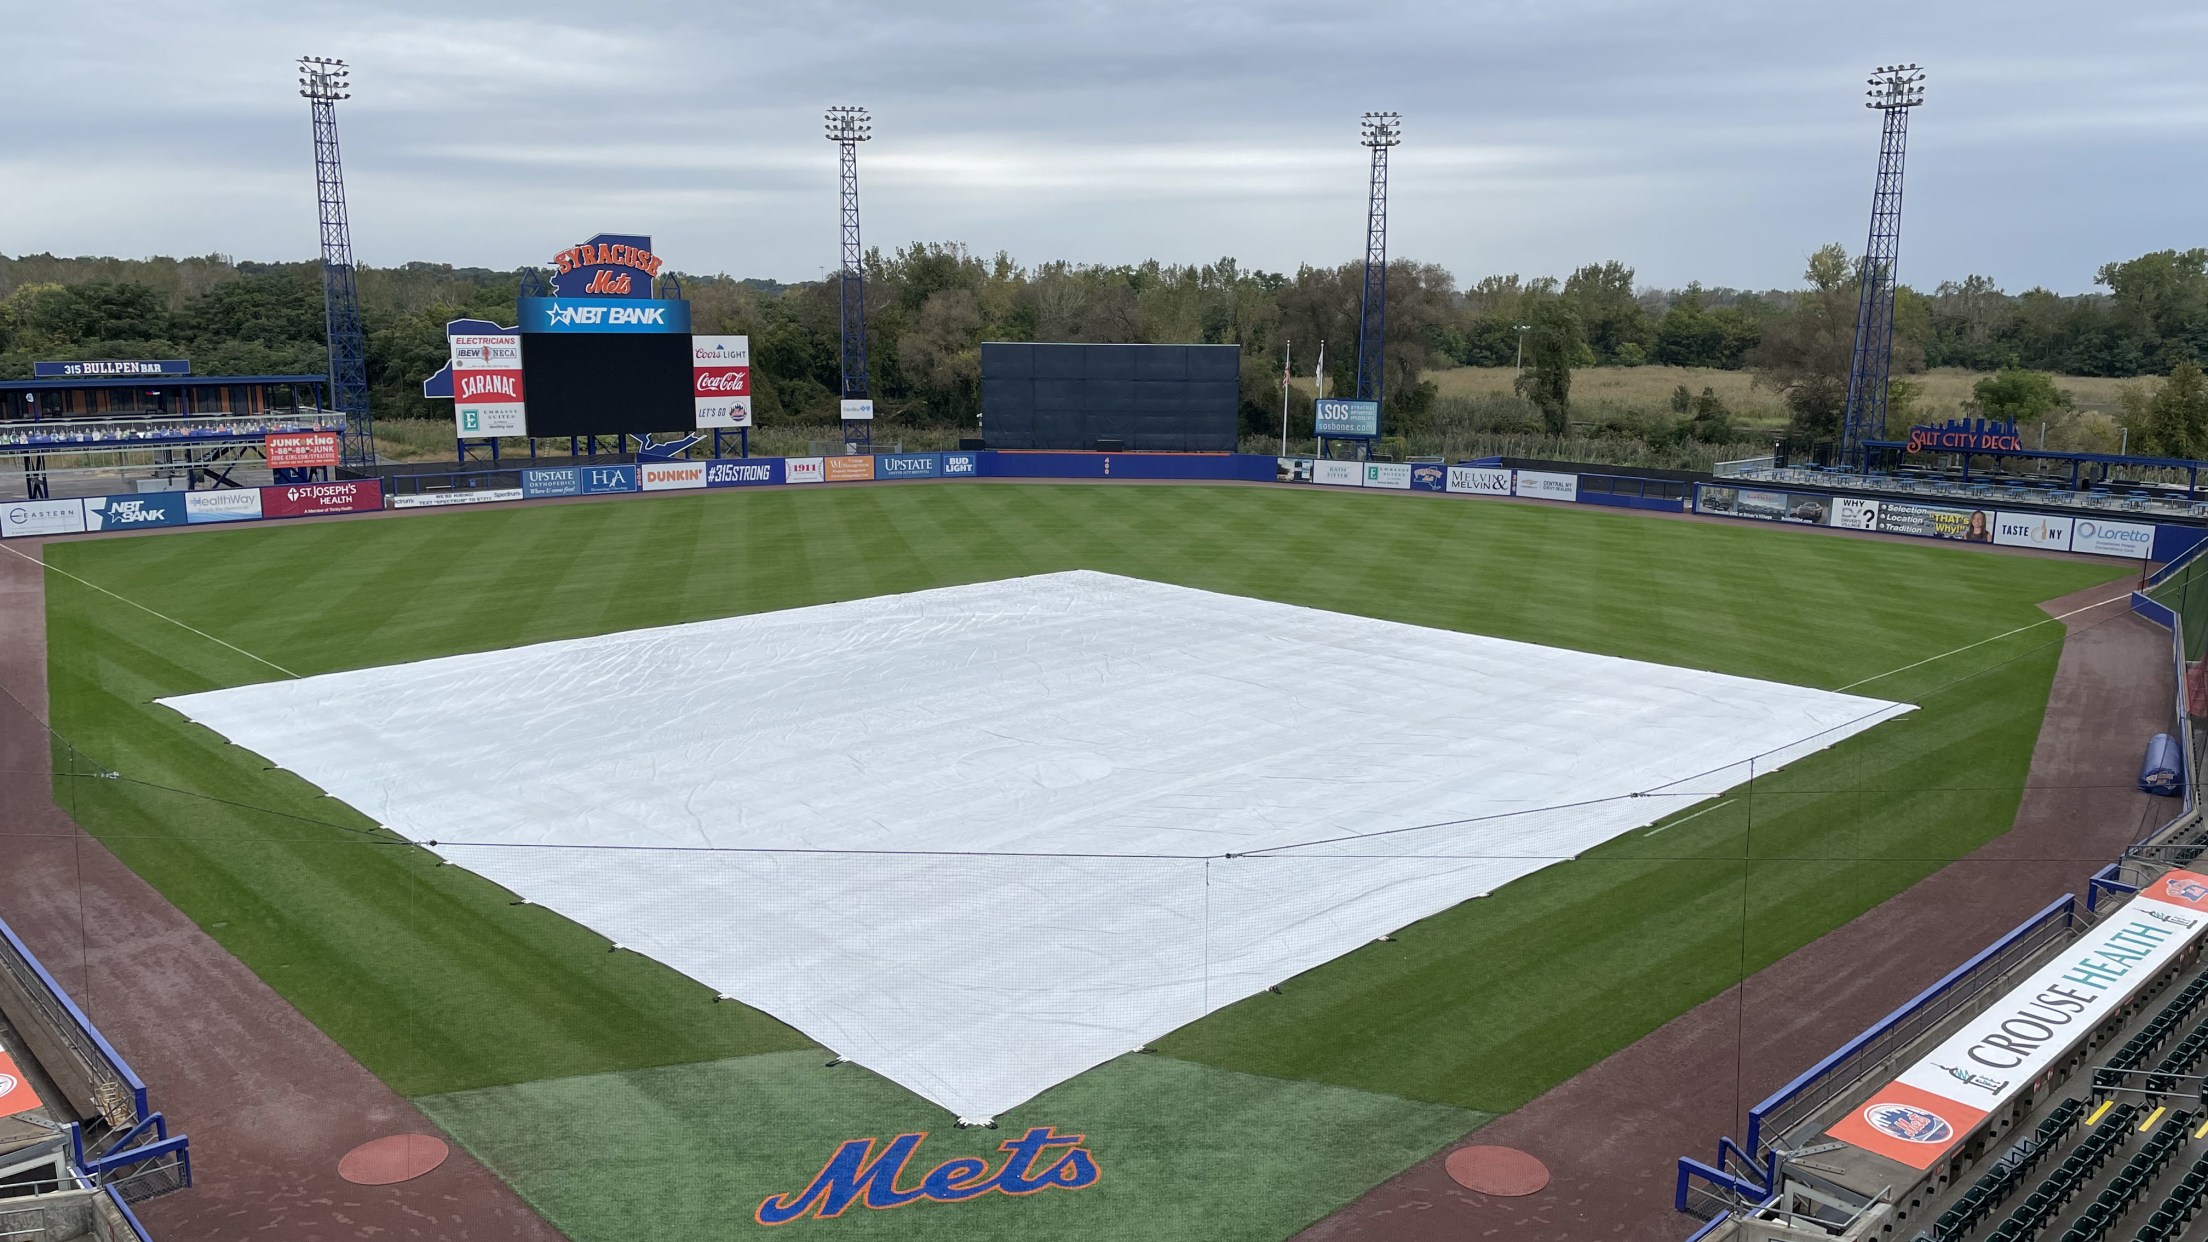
[980,343,1240,452]
[519,332,696,438]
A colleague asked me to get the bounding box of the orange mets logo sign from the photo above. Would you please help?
[755,1127,1099,1225]
[549,232,665,298]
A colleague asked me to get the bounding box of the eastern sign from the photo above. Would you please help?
[1314,398,1380,439]
[692,336,753,429]
[1904,417,2024,455]
[549,233,665,299]
[33,359,190,378]
[754,1127,1099,1226]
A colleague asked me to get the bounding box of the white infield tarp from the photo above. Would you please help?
[160,571,1909,1119]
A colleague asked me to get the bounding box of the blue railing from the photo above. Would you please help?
[102,1184,153,1241]
[0,914,146,1123]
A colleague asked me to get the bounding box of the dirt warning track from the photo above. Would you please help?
[0,540,563,1242]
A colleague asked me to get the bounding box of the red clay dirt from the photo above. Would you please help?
[0,540,564,1241]
[1296,574,2172,1241]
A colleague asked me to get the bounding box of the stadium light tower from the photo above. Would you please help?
[298,56,375,472]
[826,105,873,452]
[1354,112,1401,430]
[1837,64,1926,465]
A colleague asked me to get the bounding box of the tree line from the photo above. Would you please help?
[4,244,2206,453]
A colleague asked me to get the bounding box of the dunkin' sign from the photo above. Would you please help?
[692,335,753,429]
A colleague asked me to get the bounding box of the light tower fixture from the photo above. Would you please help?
[825,105,873,452]
[1837,64,1927,464]
[298,55,350,102]
[1359,111,1402,149]
[1350,111,1401,437]
[298,54,374,471]
[1865,64,1926,111]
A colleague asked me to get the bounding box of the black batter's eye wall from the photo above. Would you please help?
[980,343,1241,452]
[520,333,694,438]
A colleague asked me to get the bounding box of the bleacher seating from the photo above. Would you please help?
[2144,1016,2208,1093]
[1935,1099,2089,1240]
[1986,1104,2137,1241]
[2132,1146,2208,1241]
[2054,1108,2190,1240]
[2097,977,2208,1087]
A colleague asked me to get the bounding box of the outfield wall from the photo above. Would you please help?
[6,453,2199,565]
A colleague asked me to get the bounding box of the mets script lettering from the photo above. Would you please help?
[755,1127,1099,1225]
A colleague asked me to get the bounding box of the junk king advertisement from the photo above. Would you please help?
[692,336,752,429]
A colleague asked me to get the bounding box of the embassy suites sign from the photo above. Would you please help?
[1826,870,2208,1170]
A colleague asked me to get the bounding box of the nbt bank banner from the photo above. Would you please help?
[430,233,745,438]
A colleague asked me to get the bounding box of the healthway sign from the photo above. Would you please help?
[1827,870,2208,1169]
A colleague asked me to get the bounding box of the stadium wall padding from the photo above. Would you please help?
[980,343,1241,452]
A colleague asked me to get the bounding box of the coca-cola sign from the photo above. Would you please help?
[693,367,748,395]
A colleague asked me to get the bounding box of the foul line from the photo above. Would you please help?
[1835,593,2130,693]
[2,543,298,680]
[1643,799,1734,836]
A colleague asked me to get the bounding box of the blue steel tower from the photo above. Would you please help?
[826,105,873,452]
[299,56,375,471]
[1353,111,1401,424]
[1838,65,1925,464]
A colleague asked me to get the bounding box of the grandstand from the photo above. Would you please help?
[0,371,338,500]
[1679,560,2208,1242]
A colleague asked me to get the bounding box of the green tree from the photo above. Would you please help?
[2134,361,2208,458]
[1969,367,2070,423]
[1749,244,1860,443]
[1513,297,1581,435]
[1562,260,1647,364]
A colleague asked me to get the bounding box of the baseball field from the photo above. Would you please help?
[38,482,2128,1240]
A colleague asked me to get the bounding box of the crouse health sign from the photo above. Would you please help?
[1827,869,2208,1169]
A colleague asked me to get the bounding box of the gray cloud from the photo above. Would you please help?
[3,0,2201,292]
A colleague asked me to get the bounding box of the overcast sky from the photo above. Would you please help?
[4,1,2201,294]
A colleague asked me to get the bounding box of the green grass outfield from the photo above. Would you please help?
[42,484,2126,1239]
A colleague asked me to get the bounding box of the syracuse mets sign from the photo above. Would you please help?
[756,1127,1098,1226]
[549,232,664,298]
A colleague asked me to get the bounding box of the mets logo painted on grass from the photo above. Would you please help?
[1861,1103,1953,1145]
[756,1127,1098,1225]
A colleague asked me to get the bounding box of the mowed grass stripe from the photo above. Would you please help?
[42,484,2121,1108]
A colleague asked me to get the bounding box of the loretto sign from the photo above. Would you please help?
[1904,417,2025,455]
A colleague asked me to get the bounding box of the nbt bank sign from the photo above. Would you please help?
[521,232,691,334]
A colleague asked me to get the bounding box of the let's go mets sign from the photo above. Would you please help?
[757,1126,1098,1225]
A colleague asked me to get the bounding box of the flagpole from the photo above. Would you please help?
[1279,339,1292,457]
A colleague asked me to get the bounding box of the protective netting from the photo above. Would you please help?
[153,572,1906,1119]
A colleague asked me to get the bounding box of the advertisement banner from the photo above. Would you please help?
[2071,517,2155,560]
[876,453,941,480]
[1876,501,1989,542]
[1363,462,1413,490]
[1314,399,1380,438]
[2,499,86,538]
[1446,466,1513,496]
[1992,511,2075,551]
[705,458,783,488]
[519,296,691,334]
[390,489,525,509]
[261,480,382,518]
[522,468,582,498]
[1828,871,2208,1169]
[449,333,522,370]
[786,457,826,484]
[549,233,663,298]
[640,462,707,492]
[264,431,341,470]
[581,464,640,494]
[1515,471,1580,503]
[1699,486,1830,525]
[941,452,981,478]
[824,455,876,483]
[83,494,184,531]
[1276,457,1315,483]
[1832,497,1881,531]
[1313,460,1363,487]
[33,359,188,378]
[692,335,753,429]
[185,489,263,524]
[840,399,876,421]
